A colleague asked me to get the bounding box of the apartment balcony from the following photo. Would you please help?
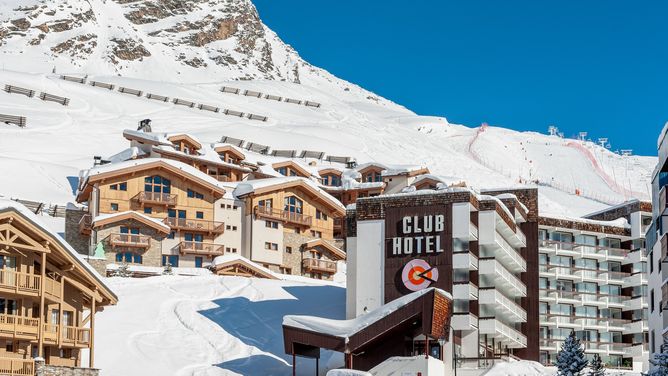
[623,249,646,265]
[453,251,479,270]
[572,317,628,332]
[495,212,526,248]
[178,241,225,257]
[479,259,526,298]
[133,191,178,206]
[254,206,312,227]
[108,233,151,249]
[540,289,629,308]
[542,314,580,329]
[479,318,527,348]
[453,282,478,300]
[78,214,92,235]
[624,343,649,358]
[540,265,629,285]
[43,324,90,348]
[625,319,648,334]
[0,270,40,297]
[539,240,627,262]
[163,217,225,234]
[43,277,63,302]
[451,312,478,331]
[0,314,39,339]
[623,296,648,311]
[0,357,34,376]
[539,339,626,354]
[479,288,527,323]
[623,272,648,288]
[660,186,668,216]
[469,222,478,241]
[302,258,337,274]
[485,231,526,273]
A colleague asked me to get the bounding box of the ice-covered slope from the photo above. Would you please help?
[0,0,655,217]
[95,275,346,376]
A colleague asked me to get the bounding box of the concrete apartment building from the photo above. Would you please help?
[345,187,539,371]
[648,126,668,364]
[538,200,651,371]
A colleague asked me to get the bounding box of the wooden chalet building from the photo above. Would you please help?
[0,199,117,374]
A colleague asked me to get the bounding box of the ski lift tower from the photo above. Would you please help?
[578,132,588,142]
[598,138,608,148]
[548,125,559,136]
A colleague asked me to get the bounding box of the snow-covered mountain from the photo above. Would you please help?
[0,0,656,218]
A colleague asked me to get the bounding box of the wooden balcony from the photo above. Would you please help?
[0,270,40,297]
[78,214,92,235]
[0,314,39,339]
[302,258,337,274]
[109,233,151,249]
[254,206,312,227]
[163,217,225,234]
[133,191,178,206]
[62,326,90,347]
[0,358,34,376]
[178,241,225,257]
[43,324,90,348]
[44,277,62,301]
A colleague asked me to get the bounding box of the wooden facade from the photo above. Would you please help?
[0,204,117,371]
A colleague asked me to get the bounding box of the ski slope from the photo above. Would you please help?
[0,69,654,217]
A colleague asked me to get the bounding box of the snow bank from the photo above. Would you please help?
[326,370,371,376]
[482,360,549,376]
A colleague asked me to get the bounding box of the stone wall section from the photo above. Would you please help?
[64,209,90,256]
[36,360,99,376]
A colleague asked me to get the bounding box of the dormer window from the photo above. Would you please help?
[322,174,341,187]
[278,167,287,176]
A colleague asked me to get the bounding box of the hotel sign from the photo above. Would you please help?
[384,206,451,303]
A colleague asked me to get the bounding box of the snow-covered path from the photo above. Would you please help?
[95,275,346,376]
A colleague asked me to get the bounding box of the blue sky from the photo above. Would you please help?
[254,1,667,156]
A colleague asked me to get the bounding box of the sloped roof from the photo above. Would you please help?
[304,239,346,260]
[211,254,278,279]
[0,199,118,305]
[92,211,170,234]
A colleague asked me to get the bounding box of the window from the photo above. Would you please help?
[265,221,278,229]
[187,189,204,199]
[110,184,118,190]
[232,205,238,210]
[322,174,341,187]
[651,289,655,312]
[195,257,203,268]
[110,203,119,211]
[196,211,204,219]
[144,207,152,214]
[144,175,171,193]
[116,252,142,264]
[316,210,328,221]
[232,226,237,231]
[265,242,278,251]
[0,299,17,315]
[277,167,288,176]
[286,247,292,254]
[168,231,175,239]
[185,233,203,242]
[119,182,127,191]
[5,341,12,353]
[311,230,322,238]
[284,196,303,214]
[162,255,179,267]
[258,199,272,208]
[280,267,292,274]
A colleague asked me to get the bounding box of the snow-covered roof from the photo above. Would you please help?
[122,129,173,146]
[233,177,346,213]
[79,158,227,194]
[106,263,213,276]
[107,146,147,163]
[541,213,630,229]
[283,288,450,339]
[0,198,117,302]
[211,254,278,279]
[92,211,171,232]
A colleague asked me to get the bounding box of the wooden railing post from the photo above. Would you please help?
[37,252,46,358]
[90,294,96,368]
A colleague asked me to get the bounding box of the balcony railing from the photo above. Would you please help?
[540,240,627,259]
[109,233,151,248]
[44,277,62,300]
[178,241,225,257]
[78,214,92,235]
[163,217,225,234]
[254,206,312,227]
[540,289,630,305]
[133,191,178,206]
[62,326,90,347]
[302,258,337,274]
[0,358,34,376]
[0,314,39,337]
[0,270,40,295]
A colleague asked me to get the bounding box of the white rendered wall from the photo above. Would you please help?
[477,211,496,246]
[452,202,471,238]
[346,236,358,319]
[249,217,284,265]
[214,197,244,253]
[349,219,385,318]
